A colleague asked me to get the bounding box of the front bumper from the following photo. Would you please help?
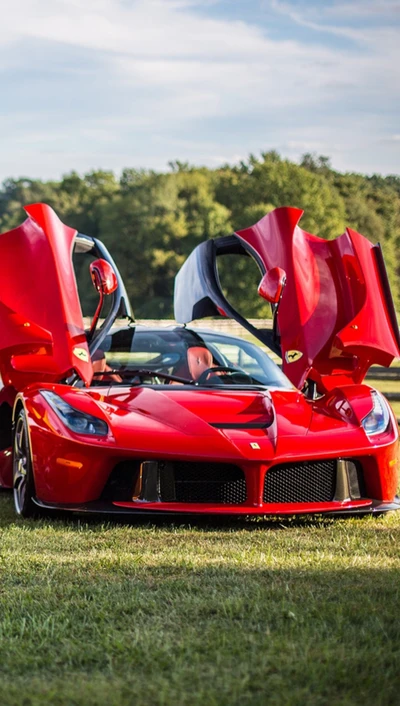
[32,496,400,517]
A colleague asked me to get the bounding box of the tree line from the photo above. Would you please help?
[0,151,399,318]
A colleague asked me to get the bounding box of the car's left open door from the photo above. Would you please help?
[0,204,93,389]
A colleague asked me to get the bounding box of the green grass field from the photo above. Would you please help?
[1,493,400,706]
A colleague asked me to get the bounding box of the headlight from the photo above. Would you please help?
[41,391,108,436]
[362,392,390,436]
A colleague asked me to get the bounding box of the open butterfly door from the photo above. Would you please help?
[174,207,400,391]
[0,203,93,389]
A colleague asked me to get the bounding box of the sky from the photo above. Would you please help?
[0,0,399,181]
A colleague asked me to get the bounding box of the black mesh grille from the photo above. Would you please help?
[263,460,337,503]
[163,462,247,504]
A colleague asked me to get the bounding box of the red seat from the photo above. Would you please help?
[173,346,215,382]
[187,347,214,381]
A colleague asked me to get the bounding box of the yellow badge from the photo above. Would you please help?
[73,347,89,363]
[285,350,303,363]
[250,442,260,450]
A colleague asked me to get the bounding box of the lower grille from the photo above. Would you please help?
[162,462,247,504]
[102,461,247,504]
[263,460,336,503]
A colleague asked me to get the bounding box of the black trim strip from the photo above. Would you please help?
[32,496,400,517]
[210,422,272,429]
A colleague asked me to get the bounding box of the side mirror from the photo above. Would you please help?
[90,259,118,296]
[88,259,118,342]
[258,267,286,304]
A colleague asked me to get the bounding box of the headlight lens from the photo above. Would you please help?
[41,391,108,436]
[362,392,390,436]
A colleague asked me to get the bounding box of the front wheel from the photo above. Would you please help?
[13,409,36,517]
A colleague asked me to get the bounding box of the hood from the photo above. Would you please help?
[88,386,276,460]
[0,203,92,388]
[174,207,400,390]
[90,385,360,463]
[92,385,317,460]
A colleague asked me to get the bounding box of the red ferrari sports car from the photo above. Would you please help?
[0,203,399,518]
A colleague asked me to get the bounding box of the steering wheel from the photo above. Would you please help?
[196,366,252,385]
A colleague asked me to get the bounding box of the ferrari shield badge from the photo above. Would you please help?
[73,347,89,363]
[285,350,303,364]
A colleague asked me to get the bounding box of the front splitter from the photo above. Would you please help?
[32,497,400,517]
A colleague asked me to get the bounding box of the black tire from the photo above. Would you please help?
[13,408,36,517]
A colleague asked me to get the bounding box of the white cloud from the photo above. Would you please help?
[1,0,269,59]
[383,134,400,143]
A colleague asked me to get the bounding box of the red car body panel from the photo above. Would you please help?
[175,207,400,392]
[0,204,92,389]
[235,207,400,390]
[0,204,399,518]
[4,380,396,513]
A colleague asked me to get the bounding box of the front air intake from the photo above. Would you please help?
[102,460,247,504]
[162,462,247,504]
[263,460,337,503]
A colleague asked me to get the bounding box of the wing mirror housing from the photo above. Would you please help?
[88,259,118,342]
[258,267,286,304]
[90,259,118,296]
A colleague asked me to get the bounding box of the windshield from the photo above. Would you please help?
[92,327,292,388]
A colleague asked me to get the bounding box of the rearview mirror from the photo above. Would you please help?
[258,267,286,304]
[89,259,118,296]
